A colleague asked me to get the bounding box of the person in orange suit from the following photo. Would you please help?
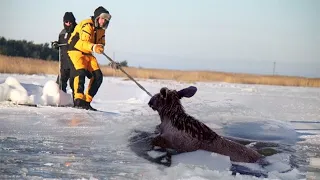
[68,6,111,111]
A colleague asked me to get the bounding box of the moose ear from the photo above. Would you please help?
[160,87,168,99]
[177,86,197,99]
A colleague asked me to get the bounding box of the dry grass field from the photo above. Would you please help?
[1,55,319,87]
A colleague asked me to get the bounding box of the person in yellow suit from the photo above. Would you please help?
[68,6,111,111]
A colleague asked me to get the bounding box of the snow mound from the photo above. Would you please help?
[0,77,73,106]
[41,80,73,106]
[0,76,33,104]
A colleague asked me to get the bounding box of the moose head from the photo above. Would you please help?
[148,86,197,112]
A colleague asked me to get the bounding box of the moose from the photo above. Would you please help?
[148,86,262,163]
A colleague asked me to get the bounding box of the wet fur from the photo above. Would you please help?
[148,88,262,163]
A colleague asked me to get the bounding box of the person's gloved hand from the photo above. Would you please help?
[92,44,104,54]
[111,62,121,69]
[51,41,59,49]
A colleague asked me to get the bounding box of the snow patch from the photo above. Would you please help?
[171,150,232,172]
[241,88,257,92]
[298,134,320,145]
[41,80,73,106]
[147,150,167,159]
[0,77,73,106]
[0,76,33,104]
[126,97,144,104]
[309,158,320,169]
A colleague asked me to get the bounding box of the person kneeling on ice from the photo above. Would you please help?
[67,6,111,111]
[51,12,77,93]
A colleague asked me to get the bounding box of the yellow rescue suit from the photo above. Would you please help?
[68,18,105,103]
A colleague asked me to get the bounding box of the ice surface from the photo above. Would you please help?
[0,73,319,180]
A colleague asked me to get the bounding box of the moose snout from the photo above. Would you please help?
[148,97,156,110]
[148,97,154,107]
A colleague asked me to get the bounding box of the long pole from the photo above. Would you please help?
[56,43,67,106]
[58,46,62,90]
[56,44,67,85]
[102,52,152,97]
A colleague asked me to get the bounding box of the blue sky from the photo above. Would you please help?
[1,0,319,77]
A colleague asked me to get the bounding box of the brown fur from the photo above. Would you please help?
[148,87,262,163]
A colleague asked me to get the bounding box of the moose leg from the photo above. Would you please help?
[152,135,172,149]
[154,124,161,134]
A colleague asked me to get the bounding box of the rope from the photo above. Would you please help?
[102,52,153,97]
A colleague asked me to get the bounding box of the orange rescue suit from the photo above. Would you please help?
[68,18,105,102]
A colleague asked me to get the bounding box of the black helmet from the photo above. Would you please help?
[93,6,111,29]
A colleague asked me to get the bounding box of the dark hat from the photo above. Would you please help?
[63,12,76,22]
[93,6,111,29]
[94,6,110,19]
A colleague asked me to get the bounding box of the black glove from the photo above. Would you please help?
[111,62,121,69]
[51,41,59,49]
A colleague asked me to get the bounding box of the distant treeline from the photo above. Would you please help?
[0,37,58,61]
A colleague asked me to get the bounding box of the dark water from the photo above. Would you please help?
[223,121,320,178]
[223,122,299,145]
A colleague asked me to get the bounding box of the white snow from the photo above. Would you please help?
[0,76,72,106]
[41,80,73,106]
[0,73,320,180]
[0,76,32,104]
[171,150,232,172]
[309,158,320,169]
